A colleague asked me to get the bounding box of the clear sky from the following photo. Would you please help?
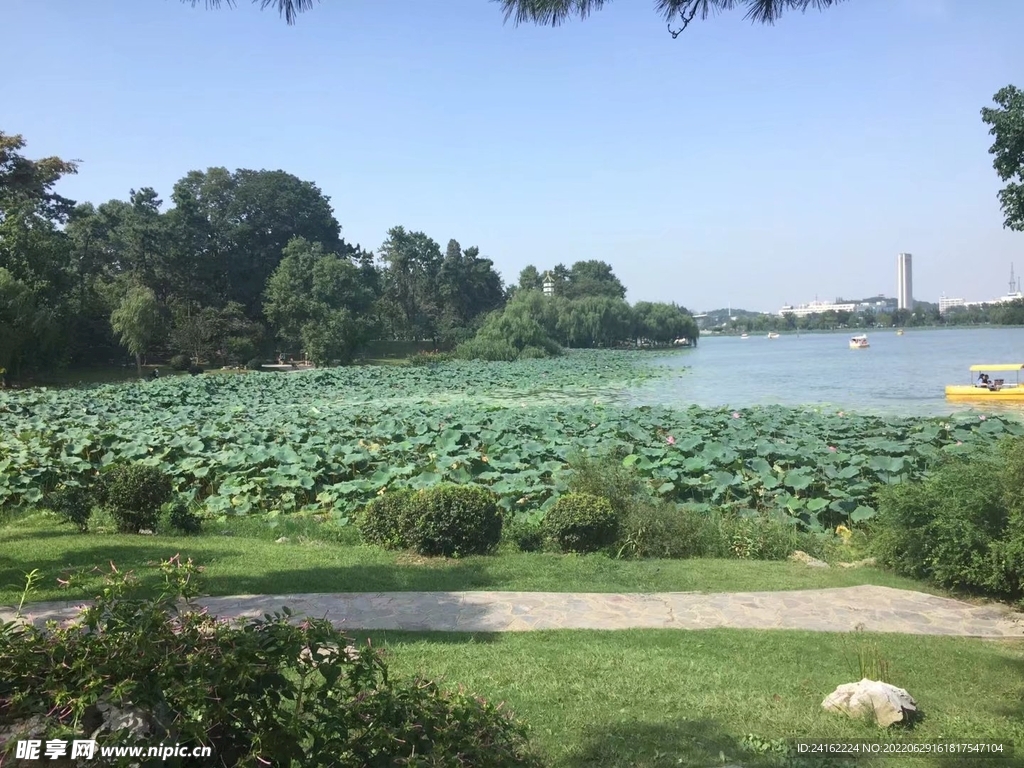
[5,0,1023,312]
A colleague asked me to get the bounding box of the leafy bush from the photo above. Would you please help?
[358,489,417,549]
[517,346,548,360]
[874,444,1022,597]
[721,514,822,561]
[47,484,93,532]
[166,503,203,535]
[544,492,619,554]
[504,518,545,552]
[455,337,519,362]
[168,353,191,371]
[409,484,503,557]
[617,501,725,559]
[245,357,264,371]
[99,463,174,534]
[0,560,541,768]
[566,449,649,519]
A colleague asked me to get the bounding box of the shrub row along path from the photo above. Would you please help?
[4,586,1023,637]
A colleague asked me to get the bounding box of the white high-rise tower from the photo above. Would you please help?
[897,253,914,311]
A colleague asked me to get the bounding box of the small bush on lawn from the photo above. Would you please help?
[545,492,619,554]
[359,489,417,549]
[97,463,174,534]
[168,353,191,371]
[617,501,726,559]
[410,484,503,557]
[245,357,264,371]
[721,514,824,561]
[874,438,1024,598]
[165,503,203,535]
[504,518,546,552]
[0,560,541,768]
[46,484,94,532]
[566,448,649,520]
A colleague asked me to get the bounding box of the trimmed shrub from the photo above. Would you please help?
[0,559,541,768]
[409,485,503,557]
[566,449,649,520]
[100,463,174,534]
[544,492,619,554]
[245,357,264,371]
[47,485,94,532]
[168,353,191,371]
[358,489,417,549]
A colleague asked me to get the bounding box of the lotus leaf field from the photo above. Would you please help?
[1,351,1020,530]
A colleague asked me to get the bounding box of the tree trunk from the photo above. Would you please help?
[135,352,142,377]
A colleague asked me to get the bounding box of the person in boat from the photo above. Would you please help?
[976,373,996,390]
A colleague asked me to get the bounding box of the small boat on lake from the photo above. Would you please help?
[946,364,1024,401]
[849,335,869,349]
[896,329,904,336]
[740,333,749,339]
[767,332,780,339]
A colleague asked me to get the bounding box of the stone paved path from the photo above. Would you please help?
[3,586,1023,637]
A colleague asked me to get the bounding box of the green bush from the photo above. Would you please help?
[168,353,191,371]
[47,485,94,532]
[504,518,545,552]
[359,489,417,549]
[721,514,822,561]
[245,357,264,371]
[517,346,548,360]
[0,559,540,768]
[99,463,174,534]
[409,484,503,557]
[166,503,203,535]
[455,337,519,362]
[874,448,1019,596]
[566,448,650,519]
[544,492,619,554]
[617,501,726,559]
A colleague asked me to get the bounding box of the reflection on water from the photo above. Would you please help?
[630,327,1024,417]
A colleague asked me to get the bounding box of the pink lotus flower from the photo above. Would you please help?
[828,446,837,452]
[732,412,741,419]
[957,441,963,446]
[666,435,675,445]
[979,415,987,420]
[838,411,845,417]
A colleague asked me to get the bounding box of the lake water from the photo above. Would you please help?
[631,327,1024,417]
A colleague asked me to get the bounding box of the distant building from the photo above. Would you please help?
[541,271,555,297]
[778,300,857,318]
[938,295,965,314]
[897,253,914,311]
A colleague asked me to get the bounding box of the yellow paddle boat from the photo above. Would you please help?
[945,364,1024,401]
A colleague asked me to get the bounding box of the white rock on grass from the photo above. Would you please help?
[789,550,830,568]
[822,679,917,727]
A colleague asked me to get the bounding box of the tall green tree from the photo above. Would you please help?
[264,237,376,365]
[110,283,162,375]
[376,226,444,343]
[981,85,1024,232]
[564,260,626,300]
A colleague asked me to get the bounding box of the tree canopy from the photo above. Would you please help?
[184,0,844,34]
[981,85,1024,232]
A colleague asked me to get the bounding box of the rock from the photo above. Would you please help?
[275,536,289,544]
[837,557,878,569]
[789,550,830,568]
[822,679,917,727]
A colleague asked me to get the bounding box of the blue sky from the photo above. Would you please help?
[5,0,1023,312]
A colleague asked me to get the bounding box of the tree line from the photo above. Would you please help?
[0,130,697,379]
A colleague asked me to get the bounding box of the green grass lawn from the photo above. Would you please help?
[371,629,1024,767]
[3,512,937,605]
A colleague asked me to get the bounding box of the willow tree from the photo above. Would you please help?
[184,0,845,34]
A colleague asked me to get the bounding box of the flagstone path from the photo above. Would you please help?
[3,585,1023,637]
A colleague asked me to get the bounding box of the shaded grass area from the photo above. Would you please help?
[368,629,1024,768]
[3,513,937,605]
